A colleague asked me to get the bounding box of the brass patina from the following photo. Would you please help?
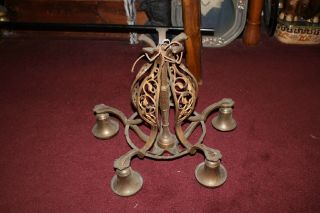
[92,30,236,196]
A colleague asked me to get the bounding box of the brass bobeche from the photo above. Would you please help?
[195,159,227,188]
[92,112,119,140]
[212,104,237,131]
[111,167,143,196]
[92,29,237,196]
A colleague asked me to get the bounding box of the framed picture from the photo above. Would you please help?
[171,0,248,47]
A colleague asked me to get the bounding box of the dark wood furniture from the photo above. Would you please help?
[182,0,202,83]
[2,0,264,82]
[243,0,264,45]
[5,0,147,24]
[3,0,148,40]
[3,0,203,82]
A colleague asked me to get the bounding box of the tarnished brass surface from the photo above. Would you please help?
[92,30,237,196]
[92,113,119,139]
[195,160,227,188]
[111,167,143,197]
[212,105,237,131]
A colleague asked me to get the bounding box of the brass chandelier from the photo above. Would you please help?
[91,29,236,196]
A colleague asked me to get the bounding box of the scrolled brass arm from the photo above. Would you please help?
[188,98,235,122]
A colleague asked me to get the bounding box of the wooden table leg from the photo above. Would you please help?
[243,0,264,45]
[182,0,202,83]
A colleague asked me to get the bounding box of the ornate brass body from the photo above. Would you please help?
[92,31,236,196]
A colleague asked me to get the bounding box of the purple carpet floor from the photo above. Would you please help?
[0,36,320,212]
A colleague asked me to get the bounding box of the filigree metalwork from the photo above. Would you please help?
[92,31,237,196]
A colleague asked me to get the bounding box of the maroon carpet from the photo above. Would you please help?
[0,36,319,212]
